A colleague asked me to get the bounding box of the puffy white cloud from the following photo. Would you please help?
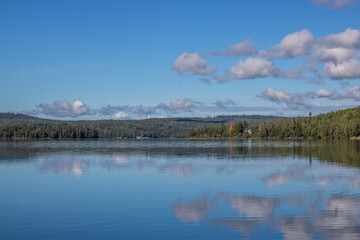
[212,40,257,57]
[157,98,196,112]
[38,99,91,118]
[111,111,129,120]
[261,88,291,102]
[316,89,336,98]
[324,59,360,79]
[259,30,314,59]
[229,57,278,80]
[322,28,360,48]
[312,0,357,9]
[173,28,360,82]
[215,51,308,82]
[171,98,194,110]
[309,29,360,80]
[173,53,216,75]
[279,29,314,57]
[312,47,358,63]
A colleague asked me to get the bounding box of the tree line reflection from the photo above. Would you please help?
[0,139,358,168]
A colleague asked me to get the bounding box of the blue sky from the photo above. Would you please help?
[1,0,360,119]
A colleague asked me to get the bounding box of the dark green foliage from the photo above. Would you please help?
[0,113,284,139]
[0,124,99,139]
[188,106,360,140]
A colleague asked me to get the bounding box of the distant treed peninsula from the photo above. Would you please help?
[0,106,359,139]
[188,106,360,140]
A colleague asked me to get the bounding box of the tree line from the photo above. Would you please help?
[1,106,359,139]
[0,125,99,139]
[188,106,360,139]
[0,113,284,139]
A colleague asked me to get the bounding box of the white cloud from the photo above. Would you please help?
[171,98,194,110]
[72,100,89,115]
[309,29,360,80]
[322,28,360,48]
[173,28,360,82]
[259,30,314,59]
[312,0,357,9]
[157,98,196,112]
[260,86,360,109]
[337,86,360,101]
[279,29,314,57]
[173,53,216,75]
[316,89,336,98]
[212,40,257,57]
[324,59,360,79]
[262,88,291,102]
[230,57,278,79]
[260,88,313,109]
[38,99,91,118]
[218,57,306,82]
[312,47,358,63]
[111,111,129,120]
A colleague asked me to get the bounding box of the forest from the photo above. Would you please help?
[187,106,360,140]
[0,113,283,139]
[1,106,359,139]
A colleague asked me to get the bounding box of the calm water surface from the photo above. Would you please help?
[0,139,360,239]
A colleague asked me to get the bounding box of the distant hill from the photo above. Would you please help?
[0,113,285,139]
[0,112,37,121]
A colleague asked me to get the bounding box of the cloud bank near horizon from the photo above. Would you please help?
[22,85,359,119]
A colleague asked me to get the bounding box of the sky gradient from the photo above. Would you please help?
[1,0,360,120]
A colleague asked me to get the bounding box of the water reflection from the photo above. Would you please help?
[173,199,211,223]
[263,165,311,187]
[174,192,360,239]
[1,139,359,168]
[0,139,359,239]
[40,158,89,177]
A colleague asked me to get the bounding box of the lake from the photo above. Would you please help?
[0,139,360,239]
